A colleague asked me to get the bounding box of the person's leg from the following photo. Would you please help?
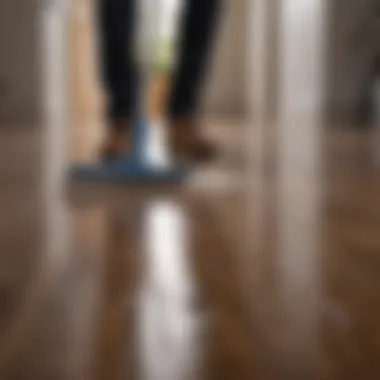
[167,0,222,162]
[97,0,137,159]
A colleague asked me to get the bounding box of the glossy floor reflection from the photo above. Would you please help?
[1,122,380,380]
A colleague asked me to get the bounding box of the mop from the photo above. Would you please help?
[69,0,189,183]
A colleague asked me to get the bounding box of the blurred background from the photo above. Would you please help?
[0,0,380,379]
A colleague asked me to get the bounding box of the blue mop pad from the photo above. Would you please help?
[69,118,190,183]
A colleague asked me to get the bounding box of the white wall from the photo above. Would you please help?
[0,0,41,124]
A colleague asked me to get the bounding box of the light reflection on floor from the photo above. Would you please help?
[140,200,201,380]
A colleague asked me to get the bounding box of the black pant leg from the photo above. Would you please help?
[168,0,222,119]
[97,0,137,122]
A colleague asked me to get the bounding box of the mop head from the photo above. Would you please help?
[69,159,189,183]
[69,119,190,183]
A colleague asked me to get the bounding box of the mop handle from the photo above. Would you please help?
[137,0,166,70]
[134,0,167,120]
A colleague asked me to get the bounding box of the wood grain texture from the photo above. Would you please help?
[0,123,380,380]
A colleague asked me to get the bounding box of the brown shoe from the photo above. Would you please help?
[100,121,132,162]
[168,118,216,164]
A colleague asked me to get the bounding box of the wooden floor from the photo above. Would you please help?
[1,121,380,380]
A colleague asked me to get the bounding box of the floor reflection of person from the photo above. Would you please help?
[98,0,222,163]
